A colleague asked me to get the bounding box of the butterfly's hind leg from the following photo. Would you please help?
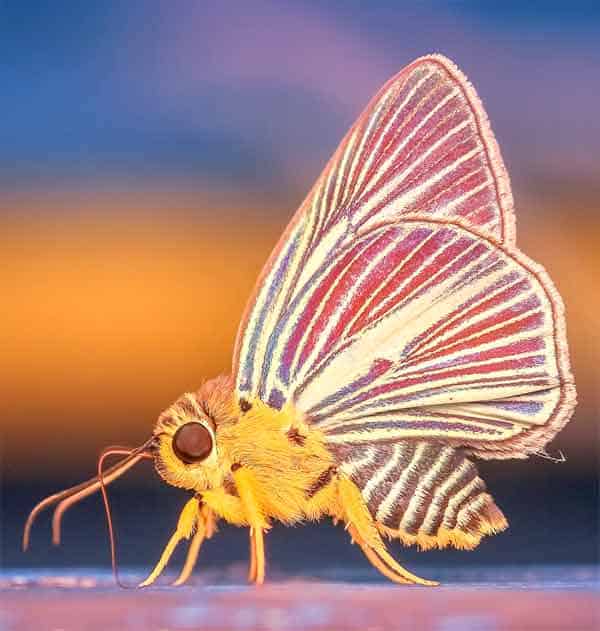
[338,476,437,586]
[248,528,257,582]
[247,526,265,584]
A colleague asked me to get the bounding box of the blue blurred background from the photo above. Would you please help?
[2,1,598,576]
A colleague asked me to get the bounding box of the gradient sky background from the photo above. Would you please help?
[1,1,598,571]
[3,1,600,193]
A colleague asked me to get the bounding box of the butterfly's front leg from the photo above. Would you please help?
[171,502,217,586]
[139,495,203,587]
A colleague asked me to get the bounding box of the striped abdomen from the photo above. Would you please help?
[332,440,507,550]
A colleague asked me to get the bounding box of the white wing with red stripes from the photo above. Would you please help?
[232,55,575,459]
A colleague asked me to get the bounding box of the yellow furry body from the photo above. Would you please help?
[211,399,505,551]
[155,388,342,527]
[146,377,506,586]
[213,399,341,525]
[150,391,437,585]
[154,380,505,549]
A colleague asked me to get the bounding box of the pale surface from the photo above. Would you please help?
[1,566,598,631]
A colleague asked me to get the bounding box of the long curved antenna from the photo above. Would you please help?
[23,447,139,551]
[97,441,154,587]
[51,454,150,546]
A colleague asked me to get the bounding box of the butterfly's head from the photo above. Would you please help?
[21,375,237,581]
[152,376,236,493]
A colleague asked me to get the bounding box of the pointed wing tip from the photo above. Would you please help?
[400,53,517,246]
[405,53,468,82]
[413,52,460,68]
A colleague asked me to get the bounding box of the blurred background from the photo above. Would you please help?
[1,1,598,575]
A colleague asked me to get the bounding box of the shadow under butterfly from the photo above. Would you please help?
[24,54,576,587]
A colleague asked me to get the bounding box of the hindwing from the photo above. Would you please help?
[334,440,507,549]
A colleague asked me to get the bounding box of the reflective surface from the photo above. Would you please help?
[1,566,598,631]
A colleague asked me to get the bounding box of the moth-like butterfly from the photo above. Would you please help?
[24,55,576,586]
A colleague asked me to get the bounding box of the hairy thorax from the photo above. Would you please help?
[154,376,341,526]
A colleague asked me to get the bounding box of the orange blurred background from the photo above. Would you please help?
[2,2,599,578]
[2,182,598,478]
[1,2,598,484]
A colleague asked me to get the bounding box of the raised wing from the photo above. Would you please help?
[234,54,516,403]
[232,56,575,460]
[307,54,515,244]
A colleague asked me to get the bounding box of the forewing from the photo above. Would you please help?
[321,53,515,242]
[234,54,516,404]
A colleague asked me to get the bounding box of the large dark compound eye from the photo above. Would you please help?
[172,423,213,464]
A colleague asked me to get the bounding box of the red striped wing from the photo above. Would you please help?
[234,54,516,403]
[232,56,575,458]
[252,219,573,456]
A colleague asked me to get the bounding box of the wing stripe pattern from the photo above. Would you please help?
[281,230,401,386]
[423,458,474,533]
[293,228,479,396]
[305,57,514,245]
[333,440,506,546]
[338,445,377,477]
[234,55,518,405]
[361,443,407,503]
[376,442,425,523]
[241,216,568,453]
[233,56,574,463]
[401,445,456,531]
[289,221,562,442]
[237,225,304,396]
[293,228,441,382]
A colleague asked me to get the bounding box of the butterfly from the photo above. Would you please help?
[24,54,576,586]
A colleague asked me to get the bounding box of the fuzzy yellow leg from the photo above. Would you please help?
[171,506,215,586]
[139,496,199,587]
[248,528,257,583]
[202,487,248,526]
[247,526,265,584]
[204,506,217,538]
[338,477,437,586]
[231,466,267,585]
